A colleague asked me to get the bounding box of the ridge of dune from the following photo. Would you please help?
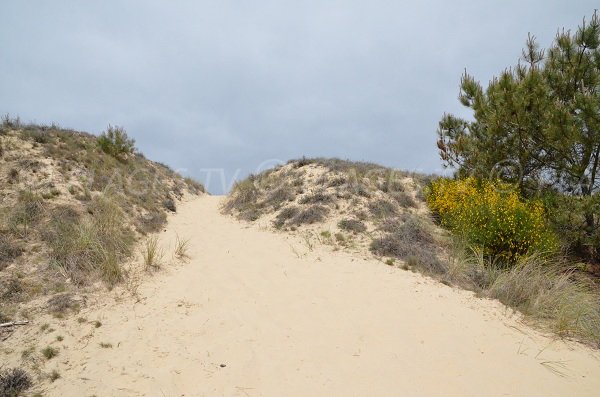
[5,195,599,396]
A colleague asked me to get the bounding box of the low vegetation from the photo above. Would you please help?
[142,235,164,269]
[225,156,600,346]
[0,367,32,397]
[0,117,205,390]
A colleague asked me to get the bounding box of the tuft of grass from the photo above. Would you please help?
[370,215,445,274]
[174,235,190,260]
[41,346,59,360]
[0,368,32,397]
[184,176,206,194]
[368,199,397,219]
[56,335,64,342]
[298,190,333,205]
[94,320,102,328]
[273,206,300,228]
[338,219,367,233]
[77,317,87,324]
[163,198,176,212]
[99,342,113,348]
[21,347,35,360]
[7,190,45,237]
[264,185,295,209]
[223,178,260,218]
[47,293,78,315]
[137,211,167,234]
[291,205,329,225]
[390,191,417,208]
[142,236,164,269]
[40,323,50,332]
[49,369,61,382]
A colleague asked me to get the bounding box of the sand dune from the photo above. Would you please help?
[39,195,600,396]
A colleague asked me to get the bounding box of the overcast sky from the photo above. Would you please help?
[1,1,596,193]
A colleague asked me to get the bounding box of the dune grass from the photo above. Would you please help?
[174,235,190,260]
[487,255,600,344]
[44,196,135,286]
[142,235,164,269]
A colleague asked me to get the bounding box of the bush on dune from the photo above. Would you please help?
[427,177,557,265]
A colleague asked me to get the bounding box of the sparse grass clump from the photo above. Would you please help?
[370,215,445,274]
[0,235,24,270]
[273,206,300,228]
[264,185,295,209]
[47,293,78,314]
[184,177,205,194]
[292,205,329,225]
[338,219,367,233]
[174,235,190,260]
[298,190,333,205]
[368,199,397,219]
[99,342,113,348]
[137,211,167,234]
[390,191,417,208]
[7,191,45,237]
[49,369,61,382]
[142,236,164,269]
[223,178,261,220]
[0,368,32,397]
[163,198,176,212]
[41,346,59,360]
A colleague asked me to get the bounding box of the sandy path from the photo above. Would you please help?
[44,195,599,396]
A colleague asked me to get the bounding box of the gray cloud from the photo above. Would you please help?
[1,1,596,193]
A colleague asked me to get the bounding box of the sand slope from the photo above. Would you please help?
[42,196,600,396]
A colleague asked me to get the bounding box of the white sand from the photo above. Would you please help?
[41,196,600,396]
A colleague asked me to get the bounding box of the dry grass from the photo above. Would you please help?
[370,214,445,274]
[44,196,135,286]
[142,235,164,269]
[487,255,600,344]
[0,368,32,397]
[174,235,190,260]
[338,219,367,233]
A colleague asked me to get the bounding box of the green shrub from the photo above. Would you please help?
[97,125,135,160]
[427,177,557,265]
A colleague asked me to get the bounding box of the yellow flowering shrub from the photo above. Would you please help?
[426,177,557,264]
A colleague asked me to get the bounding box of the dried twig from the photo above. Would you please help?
[0,320,29,328]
